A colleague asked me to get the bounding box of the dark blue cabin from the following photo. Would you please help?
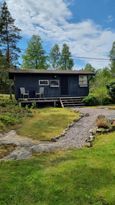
[9,70,94,106]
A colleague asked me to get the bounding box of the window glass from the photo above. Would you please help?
[39,80,49,86]
[79,75,88,87]
[50,80,59,87]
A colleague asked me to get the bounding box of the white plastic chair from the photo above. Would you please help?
[36,87,44,98]
[20,87,29,98]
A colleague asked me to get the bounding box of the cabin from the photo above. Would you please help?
[9,70,94,107]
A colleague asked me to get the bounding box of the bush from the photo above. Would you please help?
[107,81,115,102]
[0,94,33,131]
[101,96,112,105]
[96,115,111,129]
[0,115,19,125]
[0,121,5,131]
[82,95,99,106]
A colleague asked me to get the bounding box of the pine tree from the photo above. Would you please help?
[59,43,74,70]
[49,44,60,69]
[0,49,10,93]
[22,35,48,70]
[0,49,7,69]
[110,41,115,76]
[0,1,21,67]
[84,63,95,72]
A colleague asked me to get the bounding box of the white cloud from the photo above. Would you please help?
[106,15,114,23]
[6,0,115,68]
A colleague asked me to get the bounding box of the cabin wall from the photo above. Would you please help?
[14,74,89,99]
[68,76,89,97]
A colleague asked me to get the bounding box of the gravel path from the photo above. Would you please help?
[0,107,115,160]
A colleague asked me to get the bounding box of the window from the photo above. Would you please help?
[50,80,60,87]
[79,75,88,87]
[39,80,49,86]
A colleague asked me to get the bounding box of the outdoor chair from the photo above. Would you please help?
[20,87,29,98]
[35,87,44,98]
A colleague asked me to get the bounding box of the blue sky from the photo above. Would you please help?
[1,0,115,69]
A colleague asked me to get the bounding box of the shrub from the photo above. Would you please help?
[101,96,112,105]
[96,115,111,129]
[0,95,33,131]
[0,115,19,125]
[0,121,5,131]
[107,81,115,102]
[82,95,99,106]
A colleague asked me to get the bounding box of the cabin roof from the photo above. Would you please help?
[9,69,95,77]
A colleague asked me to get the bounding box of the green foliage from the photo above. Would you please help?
[49,44,61,69]
[0,95,32,132]
[84,63,95,72]
[0,50,7,68]
[0,132,115,204]
[82,95,99,106]
[59,43,74,70]
[90,67,113,104]
[110,41,115,75]
[0,114,19,126]
[0,1,21,67]
[107,81,115,102]
[101,96,112,105]
[22,35,48,69]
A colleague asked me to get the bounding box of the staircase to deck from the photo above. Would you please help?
[60,97,84,107]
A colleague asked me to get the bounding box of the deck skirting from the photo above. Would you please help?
[18,96,85,107]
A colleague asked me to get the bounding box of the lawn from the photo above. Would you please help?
[17,108,79,140]
[0,132,115,205]
[0,95,79,140]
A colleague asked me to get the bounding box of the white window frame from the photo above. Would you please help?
[39,80,49,86]
[79,75,88,87]
[50,80,60,88]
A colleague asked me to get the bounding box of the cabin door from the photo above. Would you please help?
[60,76,68,96]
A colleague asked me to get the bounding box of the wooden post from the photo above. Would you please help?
[54,101,56,107]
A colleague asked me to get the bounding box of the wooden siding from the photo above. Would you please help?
[13,73,89,99]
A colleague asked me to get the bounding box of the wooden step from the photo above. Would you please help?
[63,103,84,107]
[60,97,84,107]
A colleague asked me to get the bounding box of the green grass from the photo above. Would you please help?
[17,108,79,140]
[0,132,115,205]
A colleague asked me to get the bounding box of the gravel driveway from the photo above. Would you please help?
[0,107,115,160]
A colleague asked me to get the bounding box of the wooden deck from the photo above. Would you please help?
[18,97,85,107]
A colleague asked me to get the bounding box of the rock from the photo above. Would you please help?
[68,123,74,128]
[89,129,93,134]
[0,133,3,138]
[85,113,90,117]
[3,147,32,160]
[61,131,66,135]
[96,128,110,133]
[85,142,92,148]
[89,135,94,141]
[31,144,57,153]
[5,130,16,137]
[51,137,57,142]
[87,135,94,142]
[80,113,84,118]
